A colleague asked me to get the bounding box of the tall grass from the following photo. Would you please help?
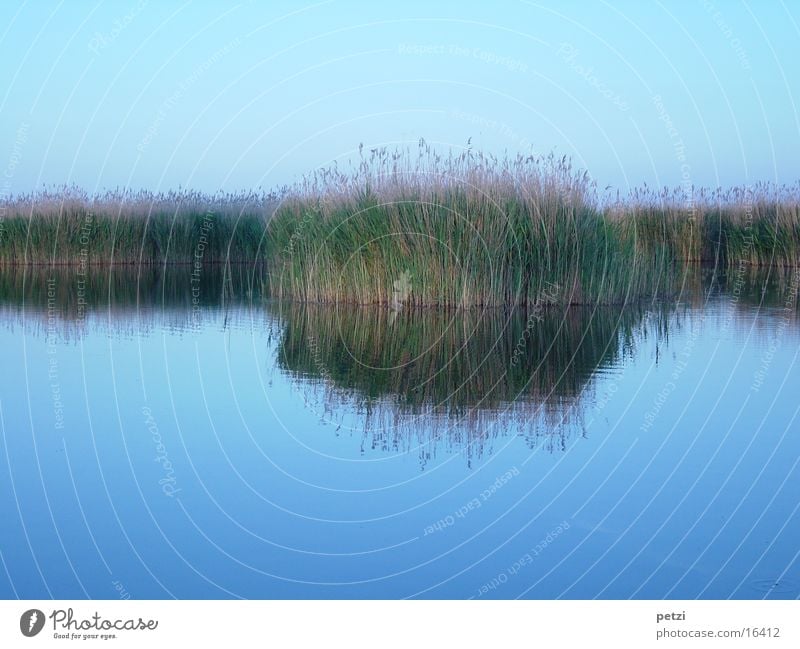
[614,183,800,265]
[267,145,676,306]
[0,186,275,265]
[2,144,798,306]
[266,143,799,306]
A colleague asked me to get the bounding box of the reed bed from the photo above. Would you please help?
[267,145,675,307]
[267,143,799,306]
[0,186,275,265]
[614,183,800,265]
[2,144,798,306]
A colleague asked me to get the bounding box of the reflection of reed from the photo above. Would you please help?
[655,263,800,313]
[712,263,800,308]
[0,263,270,336]
[278,304,639,407]
[2,262,793,323]
[275,302,659,462]
[2,263,796,463]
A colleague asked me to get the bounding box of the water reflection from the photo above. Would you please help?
[1,262,797,462]
[274,301,664,459]
[3,261,794,327]
[1,262,799,599]
[0,263,269,336]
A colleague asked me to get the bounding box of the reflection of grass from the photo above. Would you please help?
[714,263,800,306]
[277,302,644,412]
[2,261,793,327]
[274,263,798,461]
[2,263,795,462]
[0,262,269,320]
[275,302,662,462]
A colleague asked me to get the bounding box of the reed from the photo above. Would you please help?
[2,144,798,306]
[613,183,800,265]
[266,143,799,306]
[0,186,275,266]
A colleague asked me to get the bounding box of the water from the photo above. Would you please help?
[0,264,798,599]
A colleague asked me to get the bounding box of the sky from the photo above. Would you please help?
[0,0,798,195]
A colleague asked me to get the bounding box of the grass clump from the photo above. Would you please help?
[266,143,799,306]
[267,143,675,307]
[614,183,800,265]
[2,143,799,307]
[0,186,275,265]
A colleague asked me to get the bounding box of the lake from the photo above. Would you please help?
[0,263,798,599]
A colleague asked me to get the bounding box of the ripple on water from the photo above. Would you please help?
[748,578,800,597]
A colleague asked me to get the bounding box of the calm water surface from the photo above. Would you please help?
[0,264,798,599]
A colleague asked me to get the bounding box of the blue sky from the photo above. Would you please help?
[0,0,797,194]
